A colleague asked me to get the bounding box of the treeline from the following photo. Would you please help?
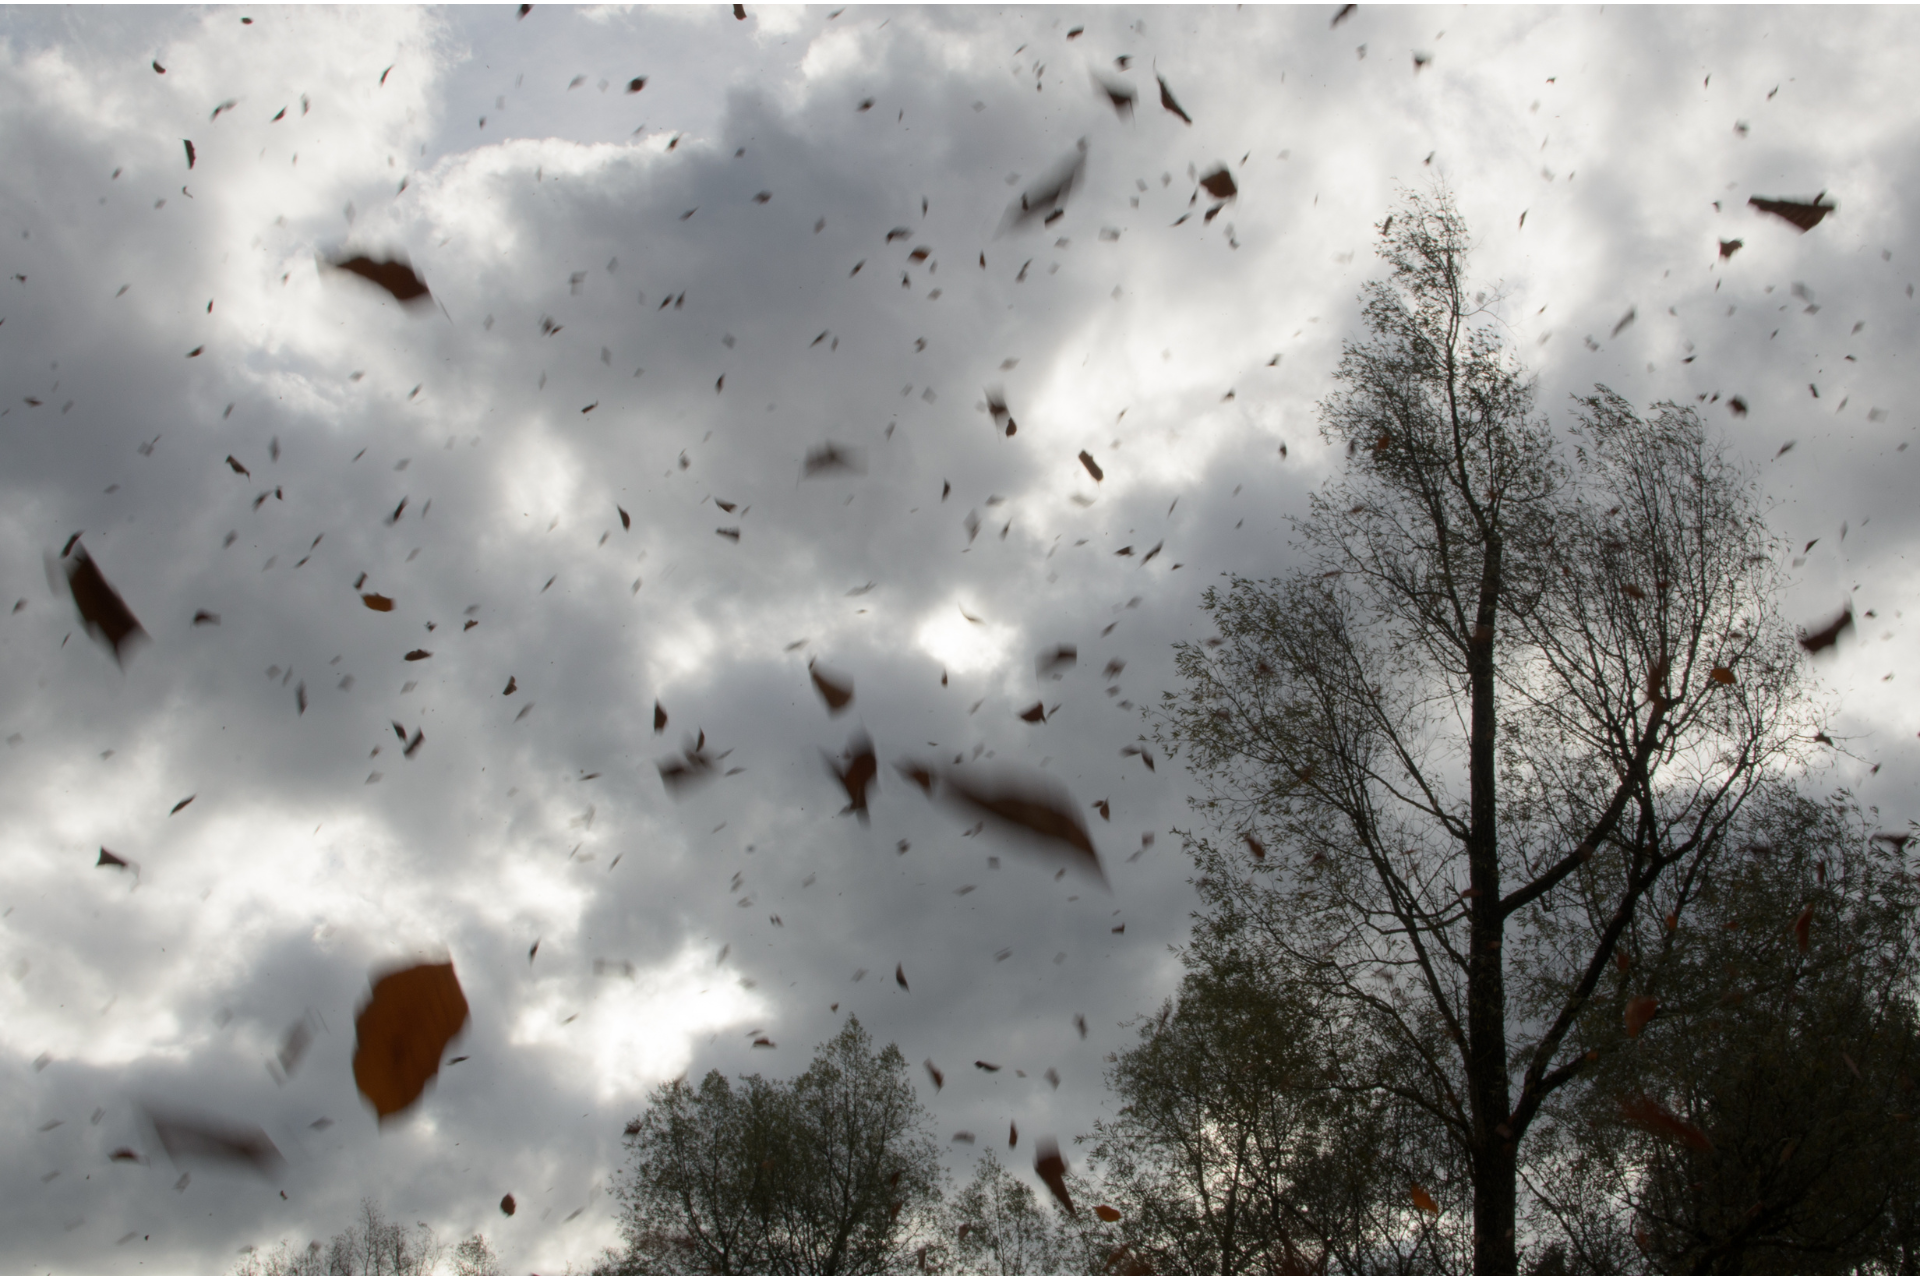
[593,786,1920,1276]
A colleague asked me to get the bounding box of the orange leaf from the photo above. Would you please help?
[1625,996,1659,1038]
[361,592,394,612]
[1709,666,1735,685]
[352,961,470,1120]
[1410,1183,1439,1215]
[1620,1095,1712,1151]
[1094,1204,1122,1222]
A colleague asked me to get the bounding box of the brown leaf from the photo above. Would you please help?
[1620,1095,1712,1151]
[1625,995,1659,1038]
[1018,702,1047,723]
[898,759,1105,883]
[1156,75,1192,124]
[1410,1183,1440,1215]
[924,1059,944,1091]
[1719,238,1743,259]
[64,546,147,663]
[895,963,909,991]
[986,388,1018,438]
[170,794,195,815]
[1034,1138,1075,1215]
[361,592,394,612]
[500,1193,516,1216]
[1708,666,1735,685]
[404,649,431,661]
[330,255,432,304]
[1093,75,1135,118]
[1198,167,1236,200]
[225,455,250,476]
[1093,799,1110,821]
[352,961,470,1120]
[1243,833,1265,860]
[809,659,854,713]
[654,701,668,733]
[1798,607,1853,654]
[1009,1121,1018,1147]
[1793,902,1813,954]
[503,676,517,696]
[1748,192,1835,232]
[96,847,129,869]
[1094,1204,1122,1222]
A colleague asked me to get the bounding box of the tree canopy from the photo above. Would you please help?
[599,1017,944,1275]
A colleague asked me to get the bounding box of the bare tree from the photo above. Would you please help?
[451,1232,502,1276]
[1155,186,1816,1272]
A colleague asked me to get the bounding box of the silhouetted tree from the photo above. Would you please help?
[1155,185,1818,1272]
[233,1199,442,1276]
[1524,787,1920,1274]
[938,1147,1078,1275]
[600,1017,944,1274]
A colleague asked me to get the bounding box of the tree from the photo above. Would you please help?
[940,1147,1077,1275]
[451,1232,502,1276]
[1524,787,1920,1274]
[601,1017,944,1274]
[232,1200,442,1276]
[1154,186,1817,1272]
[1085,930,1466,1274]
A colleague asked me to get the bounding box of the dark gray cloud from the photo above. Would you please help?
[2,4,1917,1271]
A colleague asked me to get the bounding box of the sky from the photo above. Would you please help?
[2,3,1918,1273]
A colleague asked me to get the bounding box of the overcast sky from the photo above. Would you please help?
[3,3,1917,1273]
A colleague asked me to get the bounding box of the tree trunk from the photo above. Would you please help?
[1471,1140,1519,1274]
[1467,537,1516,1274]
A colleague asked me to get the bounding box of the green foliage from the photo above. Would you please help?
[600,1017,944,1274]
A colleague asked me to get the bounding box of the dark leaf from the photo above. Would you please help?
[1198,166,1236,199]
[500,1193,516,1216]
[1078,450,1104,482]
[1157,75,1192,124]
[330,255,432,304]
[1798,607,1853,654]
[361,593,394,612]
[1748,192,1835,232]
[96,847,129,869]
[65,546,147,663]
[147,1111,284,1176]
[404,649,431,661]
[1034,1138,1075,1216]
[809,660,854,713]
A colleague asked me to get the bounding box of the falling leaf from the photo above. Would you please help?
[809,660,854,714]
[64,545,147,663]
[1018,702,1047,723]
[1719,238,1743,259]
[1034,1138,1075,1216]
[654,701,668,733]
[329,255,432,304]
[895,759,1105,883]
[1410,1184,1440,1215]
[1625,996,1659,1038]
[1093,74,1135,118]
[352,961,470,1120]
[503,677,518,696]
[1199,167,1236,199]
[1708,666,1735,685]
[924,1060,944,1091]
[1078,451,1104,482]
[1798,608,1853,654]
[803,442,866,477]
[153,59,166,73]
[500,1194,516,1216]
[225,455,250,477]
[404,649,431,662]
[1620,1095,1712,1151]
[986,388,1018,437]
[170,795,195,815]
[1157,75,1192,124]
[1748,193,1836,232]
[147,1111,284,1176]
[96,847,129,869]
[618,505,631,530]
[361,593,394,612]
[1793,903,1813,954]
[825,730,878,822]
[183,139,195,169]
[1243,833,1265,860]
[895,963,909,991]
